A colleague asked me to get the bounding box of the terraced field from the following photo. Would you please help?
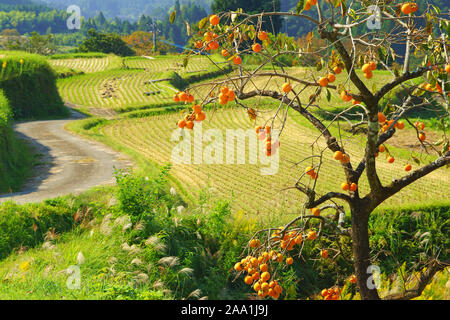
[48,55,122,73]
[56,54,229,110]
[57,69,176,108]
[54,54,449,214]
[124,55,224,73]
[188,68,394,112]
[99,108,450,214]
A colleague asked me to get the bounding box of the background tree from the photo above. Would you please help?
[78,28,135,56]
[182,1,450,300]
[122,31,177,55]
[212,0,283,34]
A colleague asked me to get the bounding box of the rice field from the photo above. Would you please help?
[124,55,224,73]
[99,107,450,214]
[56,54,229,110]
[188,68,394,112]
[54,54,449,214]
[48,55,122,73]
[57,69,176,108]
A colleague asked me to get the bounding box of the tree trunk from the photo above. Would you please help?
[350,202,380,300]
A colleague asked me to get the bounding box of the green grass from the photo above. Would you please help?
[65,118,195,205]
[57,69,174,108]
[48,52,109,59]
[2,52,443,300]
[0,226,173,300]
[0,186,447,300]
[0,173,249,300]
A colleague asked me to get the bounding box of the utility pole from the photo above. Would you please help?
[152,22,157,53]
[146,21,159,54]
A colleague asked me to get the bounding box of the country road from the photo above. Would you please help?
[0,111,132,204]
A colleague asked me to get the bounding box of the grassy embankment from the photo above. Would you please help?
[0,51,69,193]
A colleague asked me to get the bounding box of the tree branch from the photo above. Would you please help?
[383,259,449,300]
[374,66,431,103]
[320,30,374,101]
[378,152,450,206]
[307,191,352,209]
[238,89,344,154]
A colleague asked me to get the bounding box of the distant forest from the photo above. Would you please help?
[0,0,448,48]
[0,0,208,47]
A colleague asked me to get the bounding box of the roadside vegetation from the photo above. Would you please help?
[0,0,448,302]
[0,168,447,300]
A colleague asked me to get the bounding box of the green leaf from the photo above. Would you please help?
[412,155,421,165]
[412,86,426,97]
[348,9,356,19]
[378,46,387,61]
[340,1,346,17]
[183,57,189,68]
[316,58,324,71]
[247,25,256,41]
[431,4,441,14]
[442,141,449,154]
[330,0,341,8]
[326,88,331,102]
[296,0,305,14]
[198,17,208,30]
[170,11,176,24]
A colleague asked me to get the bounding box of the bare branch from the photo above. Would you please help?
[383,259,450,300]
[379,152,450,205]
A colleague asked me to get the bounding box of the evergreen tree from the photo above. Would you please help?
[211,0,282,34]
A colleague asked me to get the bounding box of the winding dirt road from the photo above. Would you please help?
[0,111,132,204]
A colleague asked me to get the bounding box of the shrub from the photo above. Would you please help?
[0,201,76,260]
[114,166,180,222]
[167,71,187,91]
[52,66,84,79]
[78,29,135,57]
[369,205,450,274]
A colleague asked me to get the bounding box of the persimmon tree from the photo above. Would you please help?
[173,0,450,300]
